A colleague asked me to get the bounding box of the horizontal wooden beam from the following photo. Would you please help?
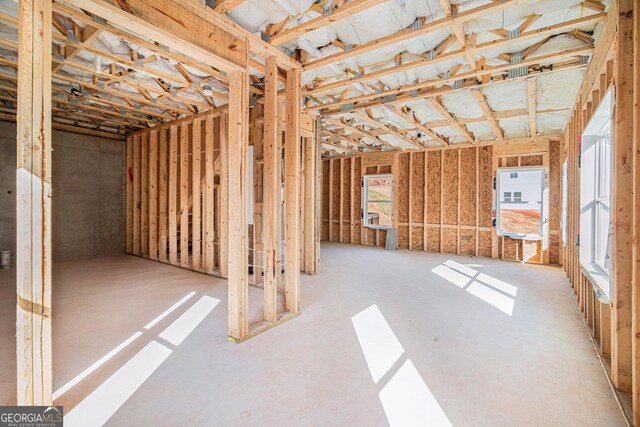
[304,9,602,97]
[270,0,388,46]
[63,0,248,73]
[303,0,518,71]
[317,56,589,115]
[0,112,126,140]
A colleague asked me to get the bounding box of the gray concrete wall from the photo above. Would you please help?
[0,121,125,260]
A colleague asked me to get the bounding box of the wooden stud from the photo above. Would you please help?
[148,130,158,260]
[126,136,133,253]
[159,129,168,262]
[133,134,141,255]
[285,66,301,313]
[141,132,149,257]
[611,0,634,392]
[15,0,52,405]
[263,56,279,323]
[204,115,215,272]
[219,112,229,278]
[192,119,202,269]
[180,122,190,268]
[227,70,249,340]
[304,134,318,274]
[169,125,178,265]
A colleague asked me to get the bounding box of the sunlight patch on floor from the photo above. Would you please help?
[63,294,220,426]
[431,260,519,316]
[352,304,452,426]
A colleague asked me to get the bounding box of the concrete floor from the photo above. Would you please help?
[0,243,626,426]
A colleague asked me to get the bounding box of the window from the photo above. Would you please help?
[496,168,544,238]
[363,174,393,229]
[579,86,614,299]
[594,123,611,271]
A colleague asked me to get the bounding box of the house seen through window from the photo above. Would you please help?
[362,174,393,229]
[497,168,544,238]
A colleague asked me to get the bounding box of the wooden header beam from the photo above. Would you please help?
[62,0,248,73]
[270,0,388,46]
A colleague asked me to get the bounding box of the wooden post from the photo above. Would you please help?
[148,130,158,260]
[141,133,149,257]
[159,129,168,262]
[179,123,189,268]
[263,56,279,322]
[285,66,301,313]
[126,136,133,253]
[16,0,52,405]
[133,135,141,255]
[631,0,640,422]
[304,133,318,274]
[253,105,264,284]
[204,115,215,273]
[219,113,229,278]
[192,119,202,269]
[227,70,249,340]
[169,125,178,265]
[611,0,634,393]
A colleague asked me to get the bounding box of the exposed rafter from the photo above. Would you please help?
[388,106,448,146]
[323,116,396,150]
[355,110,423,149]
[304,13,604,96]
[270,0,388,46]
[471,89,504,140]
[427,96,474,143]
[212,0,246,13]
[303,0,520,70]
[527,78,538,137]
[314,50,591,115]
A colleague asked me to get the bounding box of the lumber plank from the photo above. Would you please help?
[180,122,190,268]
[141,132,149,256]
[227,71,249,340]
[169,125,178,265]
[133,134,141,255]
[263,56,279,322]
[204,115,215,273]
[159,129,168,262]
[15,0,53,405]
[126,136,133,253]
[192,119,202,269]
[149,130,158,260]
[285,66,301,313]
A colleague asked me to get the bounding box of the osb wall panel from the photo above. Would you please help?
[321,160,330,241]
[442,150,458,225]
[321,140,561,265]
[427,227,441,252]
[459,148,476,226]
[460,229,476,256]
[478,230,492,257]
[331,161,340,242]
[548,140,561,264]
[478,146,493,227]
[341,158,351,242]
[427,151,441,224]
[353,157,362,244]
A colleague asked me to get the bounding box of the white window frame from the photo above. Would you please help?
[496,167,545,239]
[579,86,614,302]
[362,174,394,230]
[593,122,611,273]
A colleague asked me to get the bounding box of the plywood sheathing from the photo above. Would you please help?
[321,137,559,263]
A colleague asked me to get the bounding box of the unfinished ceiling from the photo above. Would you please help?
[0,0,607,152]
[224,0,607,155]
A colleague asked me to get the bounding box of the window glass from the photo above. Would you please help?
[594,123,611,271]
[363,175,393,228]
[497,168,544,237]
